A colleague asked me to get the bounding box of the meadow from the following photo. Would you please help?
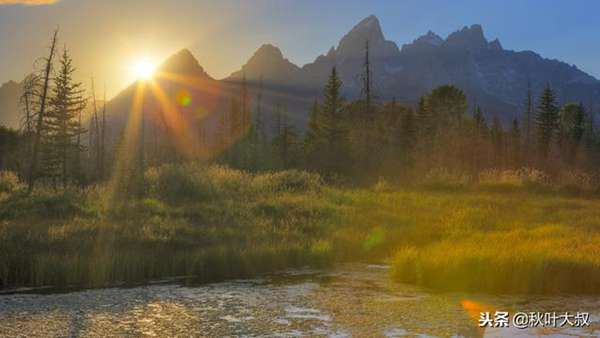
[1,165,599,294]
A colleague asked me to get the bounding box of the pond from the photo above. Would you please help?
[1,264,599,337]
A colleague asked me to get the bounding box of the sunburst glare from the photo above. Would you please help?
[131,59,156,80]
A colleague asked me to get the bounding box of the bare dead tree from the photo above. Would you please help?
[20,73,41,169]
[27,29,59,194]
[90,77,101,179]
[100,83,107,179]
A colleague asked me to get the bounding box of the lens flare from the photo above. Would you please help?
[176,90,192,107]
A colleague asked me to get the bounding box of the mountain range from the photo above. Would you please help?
[1,15,599,134]
[226,15,599,124]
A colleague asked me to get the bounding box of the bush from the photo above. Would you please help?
[145,163,215,203]
[477,168,550,191]
[420,168,472,190]
[373,177,391,193]
[252,170,322,194]
[0,190,86,219]
[0,171,23,194]
[557,170,600,194]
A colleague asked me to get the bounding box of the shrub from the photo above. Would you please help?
[0,171,23,194]
[373,177,391,193]
[557,170,600,194]
[0,190,86,219]
[420,168,472,190]
[477,168,551,191]
[253,170,322,194]
[146,163,215,203]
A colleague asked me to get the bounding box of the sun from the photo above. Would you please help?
[132,59,156,80]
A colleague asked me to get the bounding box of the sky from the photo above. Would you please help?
[1,0,599,98]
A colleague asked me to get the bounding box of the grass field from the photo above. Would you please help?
[1,165,599,294]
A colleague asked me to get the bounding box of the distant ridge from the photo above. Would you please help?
[2,15,599,130]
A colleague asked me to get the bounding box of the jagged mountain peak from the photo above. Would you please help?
[158,48,212,79]
[445,24,489,50]
[249,44,286,63]
[488,38,503,51]
[354,15,381,31]
[415,30,444,46]
[337,15,385,53]
[228,43,300,82]
[326,46,336,58]
[335,15,399,60]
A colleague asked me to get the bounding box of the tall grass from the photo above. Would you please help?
[2,165,600,294]
[0,164,331,289]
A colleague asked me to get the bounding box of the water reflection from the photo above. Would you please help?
[0,264,599,337]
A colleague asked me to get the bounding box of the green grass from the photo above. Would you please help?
[344,189,600,294]
[0,165,334,289]
[1,164,600,294]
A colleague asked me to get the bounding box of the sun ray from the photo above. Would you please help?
[106,81,146,206]
[148,80,203,159]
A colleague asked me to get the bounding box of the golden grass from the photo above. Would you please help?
[2,165,600,294]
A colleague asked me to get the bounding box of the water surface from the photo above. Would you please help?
[1,264,599,337]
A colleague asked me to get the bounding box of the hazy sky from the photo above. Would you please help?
[1,0,599,98]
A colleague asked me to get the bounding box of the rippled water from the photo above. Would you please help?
[1,264,599,337]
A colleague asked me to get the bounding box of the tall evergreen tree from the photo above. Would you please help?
[319,67,347,174]
[510,118,521,167]
[362,39,372,115]
[44,47,87,189]
[416,96,432,138]
[536,84,559,159]
[490,116,504,167]
[254,75,266,145]
[304,99,321,161]
[471,105,488,171]
[241,72,249,132]
[524,81,534,149]
[272,110,299,169]
[559,102,585,164]
[398,107,416,166]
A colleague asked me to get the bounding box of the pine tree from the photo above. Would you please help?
[216,108,228,153]
[536,84,559,159]
[229,97,242,140]
[416,96,432,138]
[524,81,533,148]
[583,103,596,152]
[254,75,266,146]
[471,105,488,170]
[304,99,320,148]
[272,110,298,169]
[490,116,504,167]
[241,72,249,132]
[510,118,521,167]
[362,40,372,116]
[473,105,487,139]
[559,102,585,165]
[398,107,416,166]
[249,75,265,170]
[320,67,347,174]
[271,103,284,169]
[44,47,87,189]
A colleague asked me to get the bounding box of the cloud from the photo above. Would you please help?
[0,0,60,5]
